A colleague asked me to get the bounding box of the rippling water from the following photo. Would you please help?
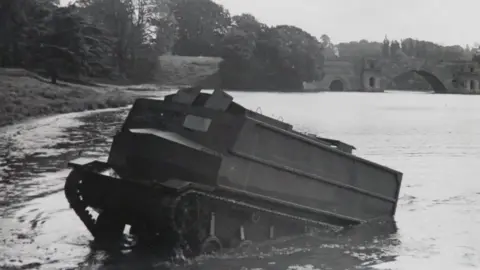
[1,90,479,270]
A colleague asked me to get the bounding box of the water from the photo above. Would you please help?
[1,90,479,270]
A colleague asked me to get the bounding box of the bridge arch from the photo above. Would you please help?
[388,70,447,93]
[329,79,344,91]
[368,77,376,88]
[328,77,350,91]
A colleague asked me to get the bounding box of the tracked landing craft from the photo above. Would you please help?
[64,87,403,256]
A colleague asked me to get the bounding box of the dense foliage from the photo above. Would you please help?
[381,37,476,61]
[219,17,325,90]
[1,0,111,80]
[0,0,166,83]
[0,0,325,89]
[321,37,476,62]
[0,0,478,89]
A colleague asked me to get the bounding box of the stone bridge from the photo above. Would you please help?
[304,58,480,94]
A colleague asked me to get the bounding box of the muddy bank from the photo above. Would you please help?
[0,71,138,128]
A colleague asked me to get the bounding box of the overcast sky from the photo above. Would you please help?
[60,0,479,47]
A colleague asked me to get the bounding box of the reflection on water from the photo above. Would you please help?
[0,109,131,270]
[0,109,129,208]
[1,91,480,270]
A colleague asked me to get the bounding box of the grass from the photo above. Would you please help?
[0,56,222,127]
[0,70,136,127]
[155,55,222,87]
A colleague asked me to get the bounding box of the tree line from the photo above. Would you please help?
[1,0,478,90]
[1,0,170,84]
[319,35,478,62]
[381,37,477,61]
[0,0,325,90]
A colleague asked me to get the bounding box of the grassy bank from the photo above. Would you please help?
[0,56,225,128]
[0,69,136,128]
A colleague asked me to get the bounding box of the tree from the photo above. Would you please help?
[0,0,57,68]
[336,40,383,59]
[39,5,109,81]
[0,0,110,83]
[170,0,231,56]
[320,34,331,48]
[390,40,400,57]
[266,25,324,83]
[400,39,410,57]
[220,22,324,90]
[382,36,390,58]
[220,14,262,62]
[232,13,266,36]
[153,15,178,55]
[320,34,337,59]
[75,0,162,80]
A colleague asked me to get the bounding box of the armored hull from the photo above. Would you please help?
[64,87,403,256]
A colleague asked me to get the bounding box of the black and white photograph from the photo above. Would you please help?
[0,0,479,269]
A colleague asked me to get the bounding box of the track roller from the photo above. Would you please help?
[200,236,223,254]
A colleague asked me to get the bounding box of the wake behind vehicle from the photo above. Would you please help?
[64,87,403,256]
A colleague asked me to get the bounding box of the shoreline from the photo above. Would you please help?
[0,106,133,134]
[0,73,139,128]
[3,70,477,129]
[0,98,134,129]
